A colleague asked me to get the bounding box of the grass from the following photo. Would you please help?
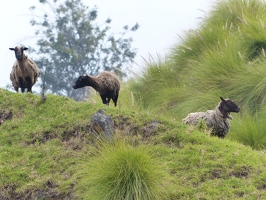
[155,129,266,199]
[230,110,266,149]
[130,0,266,113]
[75,140,167,200]
[0,89,266,198]
[2,0,266,198]
[129,0,266,148]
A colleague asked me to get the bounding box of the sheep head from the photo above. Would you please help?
[72,75,90,89]
[9,46,28,61]
[219,97,240,119]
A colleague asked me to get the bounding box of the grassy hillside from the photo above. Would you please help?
[129,0,266,149]
[0,89,266,199]
[2,0,266,198]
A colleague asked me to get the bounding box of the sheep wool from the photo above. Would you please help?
[72,71,120,106]
[9,46,40,93]
[94,71,120,96]
[182,97,240,138]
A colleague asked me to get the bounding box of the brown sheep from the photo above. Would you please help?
[9,46,40,93]
[72,71,120,106]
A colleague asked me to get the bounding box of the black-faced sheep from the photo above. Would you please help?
[9,46,40,93]
[72,71,120,107]
[182,97,240,138]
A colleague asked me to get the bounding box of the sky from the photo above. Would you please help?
[0,0,218,89]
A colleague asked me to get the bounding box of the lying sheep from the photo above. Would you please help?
[9,46,40,93]
[182,97,240,138]
[72,71,120,106]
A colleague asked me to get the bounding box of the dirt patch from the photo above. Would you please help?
[205,166,250,180]
[227,166,250,178]
[0,182,75,200]
[25,113,162,149]
[28,124,91,150]
[114,115,161,138]
[210,169,223,179]
[258,184,266,190]
[0,109,13,125]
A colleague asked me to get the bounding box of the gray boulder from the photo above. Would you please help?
[90,109,115,140]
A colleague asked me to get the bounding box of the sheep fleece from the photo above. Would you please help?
[10,55,40,88]
[182,105,230,136]
[94,71,120,94]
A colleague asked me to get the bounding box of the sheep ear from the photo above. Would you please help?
[220,97,225,101]
[9,48,15,51]
[23,47,28,51]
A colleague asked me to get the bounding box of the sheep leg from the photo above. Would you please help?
[25,77,33,93]
[18,77,25,93]
[14,86,19,92]
[100,94,109,105]
[112,96,117,107]
[112,92,119,107]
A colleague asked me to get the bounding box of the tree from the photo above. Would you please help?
[30,0,139,100]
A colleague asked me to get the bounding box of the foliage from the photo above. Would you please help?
[29,0,139,100]
[1,89,266,199]
[3,0,266,198]
[76,140,167,200]
[129,0,266,148]
[229,109,266,150]
[130,0,266,114]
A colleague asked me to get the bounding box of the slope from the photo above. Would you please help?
[129,0,266,149]
[0,89,266,199]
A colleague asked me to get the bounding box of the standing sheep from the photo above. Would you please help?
[182,97,240,138]
[9,46,40,93]
[72,71,120,107]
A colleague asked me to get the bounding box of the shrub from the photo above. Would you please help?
[76,140,167,200]
[230,109,266,150]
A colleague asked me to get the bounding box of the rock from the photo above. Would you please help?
[90,109,115,140]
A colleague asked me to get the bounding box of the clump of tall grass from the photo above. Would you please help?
[230,109,266,150]
[129,55,180,115]
[129,0,266,120]
[227,62,266,113]
[75,140,167,200]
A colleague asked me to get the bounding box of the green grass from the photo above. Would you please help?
[229,110,266,149]
[75,140,167,200]
[0,89,266,198]
[130,0,266,113]
[129,0,266,148]
[2,0,266,198]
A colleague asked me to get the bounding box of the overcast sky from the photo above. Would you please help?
[1,0,217,89]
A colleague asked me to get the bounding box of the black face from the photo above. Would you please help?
[220,97,240,113]
[72,75,87,89]
[9,46,28,61]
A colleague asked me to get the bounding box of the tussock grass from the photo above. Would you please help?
[230,109,266,149]
[129,0,266,149]
[75,140,167,200]
[0,89,266,198]
[3,0,266,198]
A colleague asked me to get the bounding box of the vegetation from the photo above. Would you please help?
[1,89,266,199]
[129,0,266,149]
[76,141,167,200]
[29,0,139,100]
[2,0,266,199]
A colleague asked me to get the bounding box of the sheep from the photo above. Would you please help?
[72,71,120,106]
[182,97,240,138]
[9,46,40,93]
